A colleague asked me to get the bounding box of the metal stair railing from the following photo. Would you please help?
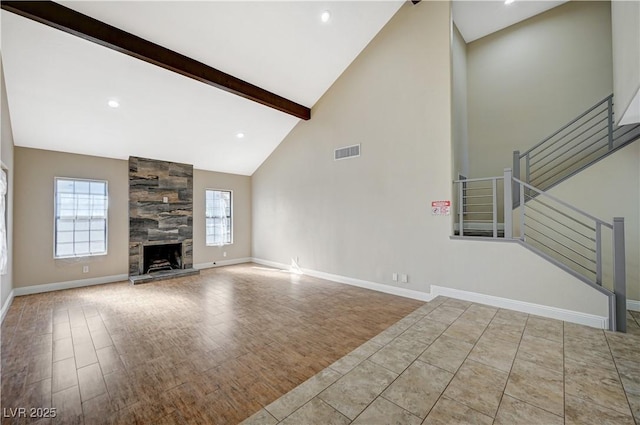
[453,176,504,238]
[511,173,626,332]
[452,168,626,332]
[513,94,640,205]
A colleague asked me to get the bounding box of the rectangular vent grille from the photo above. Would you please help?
[334,144,360,160]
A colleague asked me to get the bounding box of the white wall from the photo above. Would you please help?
[1,56,14,311]
[252,1,609,319]
[611,0,640,125]
[467,1,613,179]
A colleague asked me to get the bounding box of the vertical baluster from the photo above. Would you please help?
[503,169,512,239]
[525,153,531,198]
[613,217,626,332]
[607,96,614,150]
[595,222,602,285]
[492,178,497,238]
[520,184,525,240]
[609,294,617,332]
[513,151,520,208]
[458,182,464,237]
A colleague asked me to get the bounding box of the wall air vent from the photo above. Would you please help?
[334,144,361,160]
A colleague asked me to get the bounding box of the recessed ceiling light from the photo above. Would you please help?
[504,0,515,4]
[236,132,245,139]
[107,99,120,108]
[321,10,331,23]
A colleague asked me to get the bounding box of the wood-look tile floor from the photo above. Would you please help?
[245,298,640,425]
[0,264,423,424]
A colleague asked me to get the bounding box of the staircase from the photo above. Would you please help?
[453,94,640,332]
[513,95,640,194]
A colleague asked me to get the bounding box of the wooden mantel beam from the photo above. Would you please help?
[1,1,311,120]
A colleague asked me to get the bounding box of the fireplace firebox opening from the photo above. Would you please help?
[142,243,183,274]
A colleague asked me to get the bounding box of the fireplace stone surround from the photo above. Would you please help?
[129,156,199,284]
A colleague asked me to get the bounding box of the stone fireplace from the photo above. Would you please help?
[129,156,199,284]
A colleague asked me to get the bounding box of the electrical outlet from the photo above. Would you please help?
[392,273,398,282]
[82,265,89,273]
[162,196,168,203]
[401,274,408,283]
[223,252,227,257]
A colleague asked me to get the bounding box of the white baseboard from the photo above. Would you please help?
[1,289,15,324]
[251,258,290,270]
[251,258,434,302]
[250,258,609,329]
[430,285,609,329]
[628,299,640,312]
[194,257,252,270]
[14,274,129,297]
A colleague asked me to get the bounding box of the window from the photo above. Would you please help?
[205,190,232,246]
[55,178,108,258]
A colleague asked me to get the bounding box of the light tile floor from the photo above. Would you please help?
[244,298,640,425]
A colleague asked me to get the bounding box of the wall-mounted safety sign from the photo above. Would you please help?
[431,200,451,216]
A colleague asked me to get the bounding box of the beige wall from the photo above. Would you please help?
[611,0,640,125]
[548,142,640,302]
[14,148,129,287]
[467,1,613,179]
[13,147,252,288]
[440,240,608,316]
[452,23,469,180]
[253,1,452,292]
[251,1,609,317]
[1,56,15,308]
[193,169,251,266]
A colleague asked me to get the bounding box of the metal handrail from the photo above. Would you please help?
[529,117,607,167]
[524,211,596,252]
[454,176,504,238]
[528,107,607,160]
[520,94,613,157]
[531,129,608,179]
[452,167,627,331]
[524,194,596,233]
[513,177,612,228]
[453,176,503,184]
[524,231,597,275]
[511,171,626,332]
[523,219,597,265]
[514,94,640,197]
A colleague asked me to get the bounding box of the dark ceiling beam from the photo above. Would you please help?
[411,0,422,4]
[1,1,311,120]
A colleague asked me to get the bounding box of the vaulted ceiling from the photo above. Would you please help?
[1,1,566,175]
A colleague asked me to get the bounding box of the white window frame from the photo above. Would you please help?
[205,189,233,246]
[54,177,109,259]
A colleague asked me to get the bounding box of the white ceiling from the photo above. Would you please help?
[1,1,567,175]
[1,1,404,175]
[453,0,567,43]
